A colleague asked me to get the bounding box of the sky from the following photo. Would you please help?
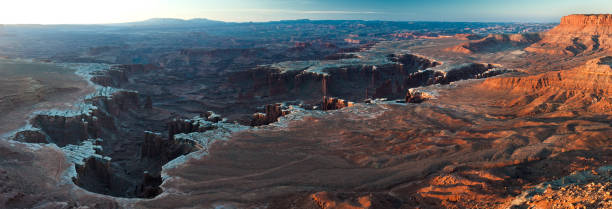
[1,0,612,24]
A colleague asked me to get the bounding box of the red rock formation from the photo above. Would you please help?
[405,89,431,103]
[374,80,394,98]
[322,96,354,110]
[389,54,441,69]
[344,38,361,44]
[526,14,612,55]
[167,114,217,140]
[250,104,290,126]
[481,56,612,115]
[309,192,400,209]
[446,33,541,54]
[524,181,612,208]
[437,63,507,84]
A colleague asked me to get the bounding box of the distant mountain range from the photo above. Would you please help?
[109,18,227,28]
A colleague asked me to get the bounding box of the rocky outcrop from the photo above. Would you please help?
[405,63,510,87]
[388,54,442,69]
[72,155,162,198]
[30,114,96,147]
[230,55,510,106]
[437,63,509,84]
[405,89,432,103]
[137,172,163,198]
[250,104,291,126]
[18,89,176,198]
[324,53,359,60]
[482,56,612,115]
[167,112,220,140]
[141,131,199,164]
[560,14,612,25]
[96,91,140,116]
[526,14,612,55]
[91,64,158,87]
[483,56,612,93]
[11,130,50,144]
[322,96,354,110]
[72,157,115,196]
[228,53,442,104]
[446,33,541,54]
[25,91,141,147]
[310,191,401,209]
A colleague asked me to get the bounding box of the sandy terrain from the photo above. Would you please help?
[0,59,93,137]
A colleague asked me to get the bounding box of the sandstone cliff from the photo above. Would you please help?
[526,14,612,55]
[446,33,541,54]
[482,56,612,115]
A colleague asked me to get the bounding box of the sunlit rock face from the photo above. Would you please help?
[526,14,612,55]
[446,33,541,54]
[3,16,611,209]
[481,56,612,115]
[250,104,291,126]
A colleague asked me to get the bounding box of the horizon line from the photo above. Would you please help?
[0,17,561,26]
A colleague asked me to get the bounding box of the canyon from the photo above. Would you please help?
[0,14,610,209]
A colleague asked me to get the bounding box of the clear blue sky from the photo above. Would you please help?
[1,0,612,24]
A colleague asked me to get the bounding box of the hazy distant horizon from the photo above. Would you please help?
[1,0,611,24]
[0,17,563,26]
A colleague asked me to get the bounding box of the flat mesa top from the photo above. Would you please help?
[561,14,612,25]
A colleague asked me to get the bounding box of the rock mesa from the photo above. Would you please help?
[526,14,612,55]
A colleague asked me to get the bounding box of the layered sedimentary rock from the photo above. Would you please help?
[11,86,187,198]
[446,33,541,54]
[140,131,199,164]
[229,53,510,107]
[436,63,509,84]
[526,14,612,55]
[91,64,158,87]
[309,192,401,209]
[405,89,432,103]
[250,104,290,126]
[29,114,97,146]
[139,130,199,198]
[72,157,116,195]
[482,56,612,115]
[509,166,612,208]
[322,96,354,110]
[167,112,220,140]
[388,54,442,69]
[21,91,140,147]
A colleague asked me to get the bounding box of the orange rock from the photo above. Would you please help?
[310,192,372,209]
[445,33,540,54]
[481,56,612,115]
[526,14,612,55]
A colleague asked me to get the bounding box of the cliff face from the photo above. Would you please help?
[250,104,291,126]
[90,64,158,87]
[482,56,612,115]
[446,33,541,54]
[483,56,612,93]
[322,96,354,110]
[560,14,612,25]
[526,14,612,55]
